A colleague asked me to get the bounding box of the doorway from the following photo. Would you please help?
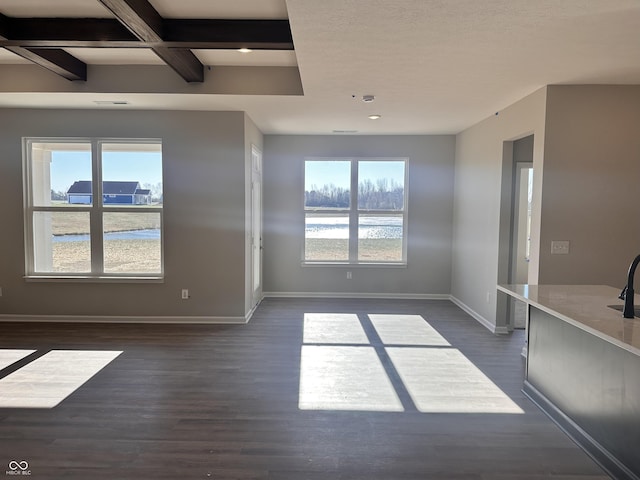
[508,135,534,329]
[497,134,534,332]
[510,160,533,328]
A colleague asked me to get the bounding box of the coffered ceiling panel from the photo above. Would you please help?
[193,49,296,67]
[64,48,165,65]
[0,48,29,63]
[0,0,111,17]
[151,0,288,19]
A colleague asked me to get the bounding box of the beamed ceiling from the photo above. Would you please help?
[1,0,640,135]
[0,0,293,82]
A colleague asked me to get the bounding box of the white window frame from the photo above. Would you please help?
[22,137,164,281]
[303,157,408,266]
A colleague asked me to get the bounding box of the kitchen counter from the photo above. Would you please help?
[498,284,640,480]
[497,284,640,356]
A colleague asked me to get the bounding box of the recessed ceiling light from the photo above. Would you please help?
[238,48,252,53]
[368,114,382,120]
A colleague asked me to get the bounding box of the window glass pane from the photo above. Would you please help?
[305,214,349,261]
[33,211,91,272]
[304,160,350,209]
[101,143,163,207]
[103,212,161,274]
[358,161,405,211]
[30,142,92,207]
[358,215,403,262]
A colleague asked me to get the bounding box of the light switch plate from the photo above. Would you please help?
[551,240,570,255]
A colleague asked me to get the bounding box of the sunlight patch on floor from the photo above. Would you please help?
[303,313,369,344]
[299,345,403,412]
[386,347,524,414]
[0,349,36,370]
[0,350,122,408]
[369,314,451,346]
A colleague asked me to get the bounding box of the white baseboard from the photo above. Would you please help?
[244,299,262,323]
[0,314,249,325]
[263,292,507,334]
[449,295,508,334]
[262,291,450,300]
[0,295,502,331]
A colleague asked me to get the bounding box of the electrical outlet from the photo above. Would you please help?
[181,289,189,300]
[346,271,352,279]
[551,241,570,255]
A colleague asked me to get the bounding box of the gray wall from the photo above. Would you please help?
[4,85,634,324]
[452,88,547,330]
[539,85,640,286]
[453,85,640,331]
[262,135,455,296]
[0,109,249,319]
[514,135,534,164]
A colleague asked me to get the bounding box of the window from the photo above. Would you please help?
[23,139,163,279]
[304,158,407,264]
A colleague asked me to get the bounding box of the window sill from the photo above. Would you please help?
[301,262,407,268]
[25,276,164,284]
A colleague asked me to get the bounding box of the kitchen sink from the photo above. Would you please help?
[607,304,640,317]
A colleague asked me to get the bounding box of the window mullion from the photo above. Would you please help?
[403,158,409,263]
[90,141,104,274]
[349,159,359,263]
[24,145,35,274]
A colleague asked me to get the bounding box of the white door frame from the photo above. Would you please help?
[511,161,533,286]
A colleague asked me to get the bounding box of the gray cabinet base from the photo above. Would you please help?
[523,382,638,480]
[526,306,640,480]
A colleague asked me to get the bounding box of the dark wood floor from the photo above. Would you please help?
[0,298,610,479]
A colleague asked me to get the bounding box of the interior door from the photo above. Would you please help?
[511,162,533,284]
[251,146,263,307]
[510,161,533,328]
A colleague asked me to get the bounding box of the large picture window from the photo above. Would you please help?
[304,158,407,264]
[23,139,163,278]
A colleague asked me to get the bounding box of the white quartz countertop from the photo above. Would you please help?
[497,284,640,356]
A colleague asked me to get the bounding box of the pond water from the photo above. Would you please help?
[305,216,402,239]
[54,220,403,242]
[53,229,160,243]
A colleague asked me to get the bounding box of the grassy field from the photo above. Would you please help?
[48,211,160,236]
[50,237,399,273]
[305,238,403,262]
[52,239,161,273]
[47,210,401,272]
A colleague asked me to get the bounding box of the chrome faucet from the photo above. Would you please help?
[619,254,640,318]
